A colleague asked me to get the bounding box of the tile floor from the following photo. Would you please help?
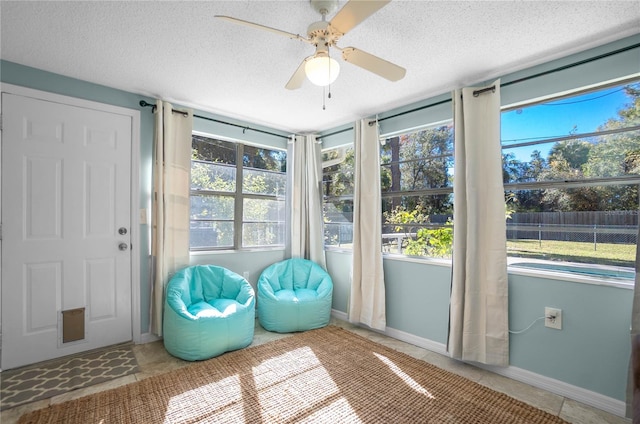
[1,317,630,424]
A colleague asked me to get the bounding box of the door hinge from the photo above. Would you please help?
[0,224,3,240]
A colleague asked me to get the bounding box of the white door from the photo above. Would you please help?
[1,92,133,369]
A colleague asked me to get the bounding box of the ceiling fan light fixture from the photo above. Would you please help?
[305,55,340,86]
[216,0,406,91]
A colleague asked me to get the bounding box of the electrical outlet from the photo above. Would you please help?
[243,271,250,280]
[545,307,562,330]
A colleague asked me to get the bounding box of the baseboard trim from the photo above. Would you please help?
[331,309,348,321]
[384,326,448,355]
[477,363,626,417]
[331,310,449,354]
[330,310,625,418]
[138,332,161,344]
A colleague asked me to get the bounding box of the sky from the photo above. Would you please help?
[501,82,637,162]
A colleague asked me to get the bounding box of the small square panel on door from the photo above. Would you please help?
[62,307,85,343]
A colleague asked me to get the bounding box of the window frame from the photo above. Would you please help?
[500,78,640,276]
[379,122,455,259]
[321,122,457,258]
[190,132,287,252]
[322,146,355,250]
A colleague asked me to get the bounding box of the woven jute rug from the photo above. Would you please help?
[2,344,138,411]
[19,326,568,423]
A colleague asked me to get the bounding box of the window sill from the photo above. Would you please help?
[324,246,354,254]
[325,247,634,289]
[190,247,286,255]
[382,252,452,267]
[507,262,634,289]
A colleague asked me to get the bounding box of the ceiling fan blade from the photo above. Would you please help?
[329,0,391,35]
[285,58,309,90]
[341,47,406,81]
[215,15,309,43]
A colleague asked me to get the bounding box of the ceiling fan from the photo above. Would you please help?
[215,0,406,90]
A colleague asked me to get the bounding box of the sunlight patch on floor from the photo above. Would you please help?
[164,375,243,422]
[253,346,340,422]
[373,352,435,398]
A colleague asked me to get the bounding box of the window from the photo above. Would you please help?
[321,126,455,257]
[190,134,286,250]
[322,147,355,248]
[380,124,454,258]
[320,79,639,279]
[502,80,639,277]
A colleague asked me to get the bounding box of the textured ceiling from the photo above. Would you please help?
[1,1,639,134]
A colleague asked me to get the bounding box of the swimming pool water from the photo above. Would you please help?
[509,262,635,280]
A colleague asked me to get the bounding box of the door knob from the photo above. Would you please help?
[118,227,128,235]
[119,243,129,251]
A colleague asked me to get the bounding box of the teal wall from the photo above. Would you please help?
[325,250,351,313]
[383,258,451,343]
[189,250,287,291]
[508,274,632,401]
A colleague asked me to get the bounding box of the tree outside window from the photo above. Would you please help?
[190,135,286,250]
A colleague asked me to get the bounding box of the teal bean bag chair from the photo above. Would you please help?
[257,258,333,333]
[163,265,255,361]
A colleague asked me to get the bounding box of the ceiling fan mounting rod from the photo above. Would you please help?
[310,0,339,18]
[314,42,330,56]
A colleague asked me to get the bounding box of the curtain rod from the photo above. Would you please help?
[472,85,496,97]
[317,126,353,140]
[355,41,640,128]
[317,97,453,139]
[138,100,290,140]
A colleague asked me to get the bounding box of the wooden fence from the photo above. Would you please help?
[324,211,638,246]
[508,211,637,245]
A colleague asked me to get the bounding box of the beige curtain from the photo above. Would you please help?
[291,134,326,268]
[448,80,509,366]
[349,119,386,331]
[150,100,193,336]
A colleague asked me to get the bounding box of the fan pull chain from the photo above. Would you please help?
[327,47,333,102]
[322,86,326,110]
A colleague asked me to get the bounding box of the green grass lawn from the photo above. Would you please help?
[507,239,635,267]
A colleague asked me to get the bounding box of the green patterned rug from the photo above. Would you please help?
[0,344,138,411]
